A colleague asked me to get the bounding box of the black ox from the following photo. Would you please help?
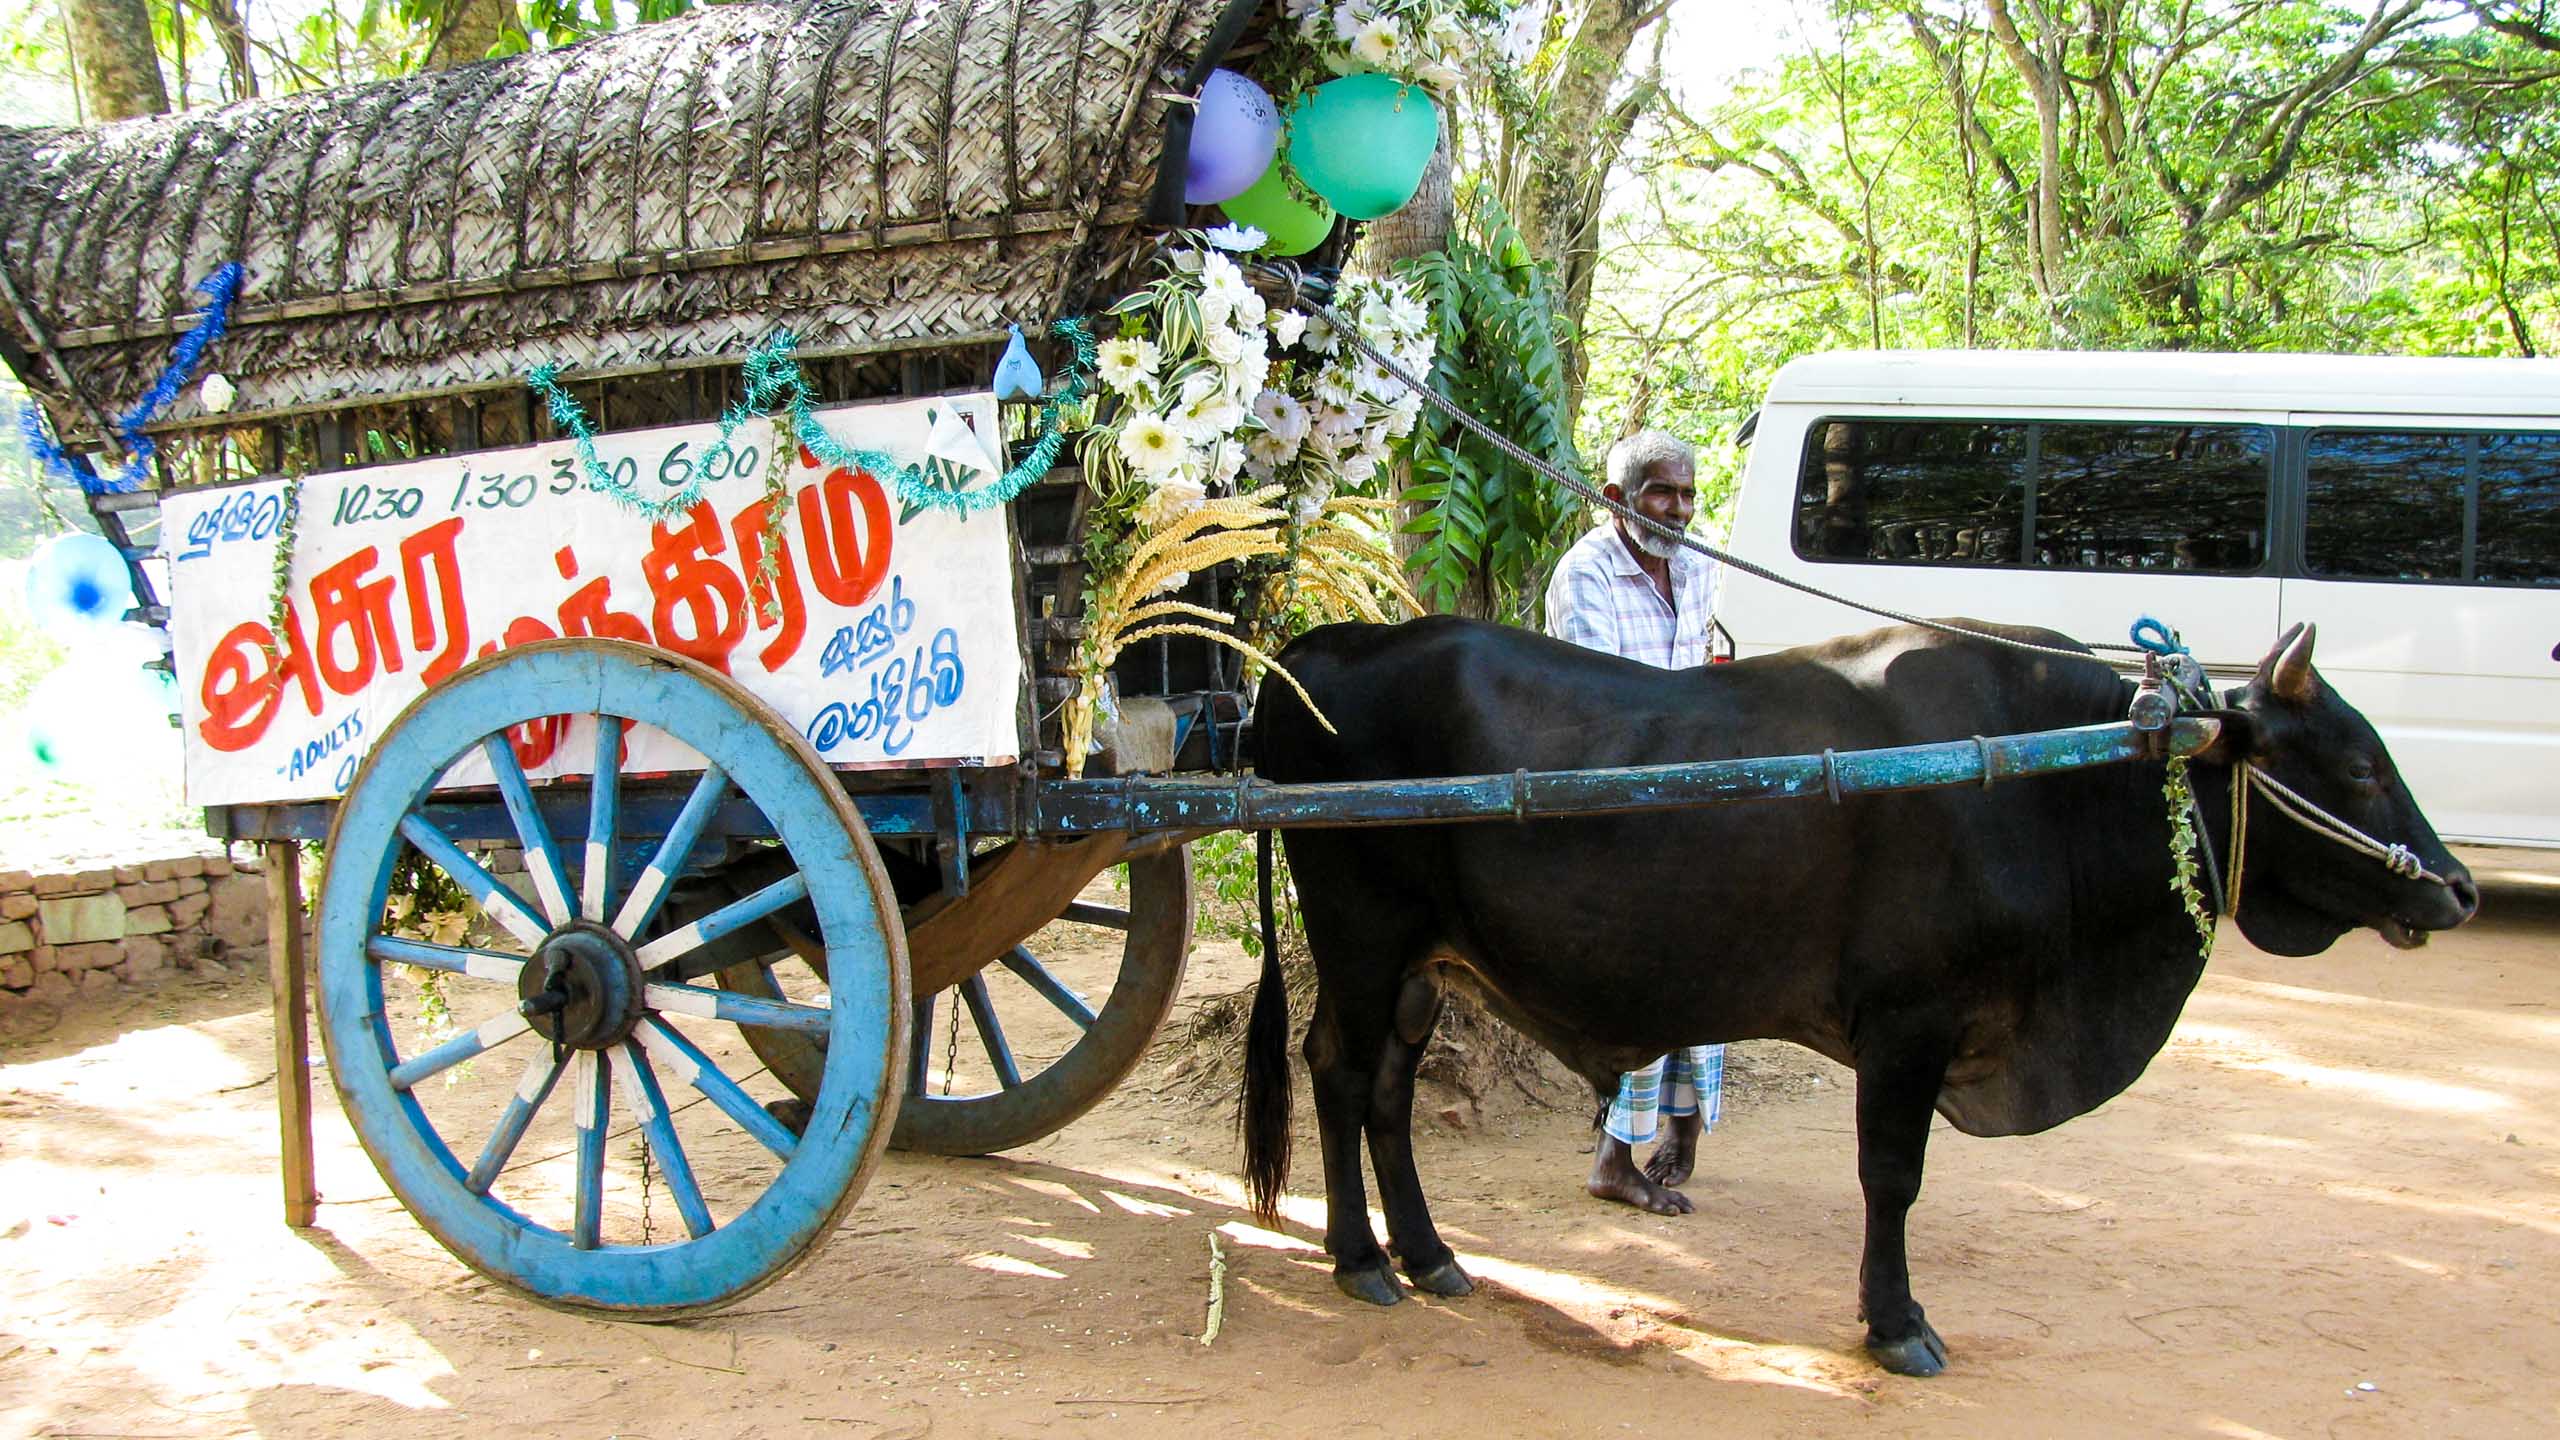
[1241,616,2477,1376]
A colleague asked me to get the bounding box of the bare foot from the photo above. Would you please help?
[1586,1135,1694,1215]
[1644,1111,1702,1188]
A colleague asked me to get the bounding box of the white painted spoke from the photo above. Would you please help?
[397,811,549,949]
[367,935,525,985]
[482,733,575,927]
[584,717,623,922]
[633,871,809,974]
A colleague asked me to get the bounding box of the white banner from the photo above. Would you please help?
[164,394,1023,806]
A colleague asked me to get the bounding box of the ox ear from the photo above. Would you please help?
[2254,622,2318,704]
[2188,709,2258,766]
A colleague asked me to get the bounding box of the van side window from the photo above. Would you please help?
[2477,432,2560,586]
[2306,430,2559,586]
[2033,424,2269,572]
[2304,432,2467,580]
[1794,419,2268,573]
[1795,421,2028,565]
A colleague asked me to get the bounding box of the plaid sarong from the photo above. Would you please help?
[1603,1044,1725,1146]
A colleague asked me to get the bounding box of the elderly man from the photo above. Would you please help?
[1541,428,1725,1216]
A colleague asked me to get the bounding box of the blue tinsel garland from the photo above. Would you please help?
[19,262,245,496]
[529,320,1097,524]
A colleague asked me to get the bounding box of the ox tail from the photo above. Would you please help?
[1241,827,1292,1225]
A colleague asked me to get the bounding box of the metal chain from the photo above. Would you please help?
[637,1129,655,1245]
[940,989,962,1097]
[1280,272,2144,664]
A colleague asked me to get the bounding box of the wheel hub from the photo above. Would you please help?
[517,923,645,1050]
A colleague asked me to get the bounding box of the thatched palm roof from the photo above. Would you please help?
[0,0,1227,437]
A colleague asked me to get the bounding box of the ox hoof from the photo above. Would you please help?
[1866,1320,1949,1378]
[1334,1264,1405,1307]
[1405,1258,1474,1298]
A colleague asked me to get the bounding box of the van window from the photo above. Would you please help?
[1794,418,2269,573]
[2303,431,2467,580]
[2476,432,2560,585]
[1794,420,2027,565]
[2305,429,2560,586]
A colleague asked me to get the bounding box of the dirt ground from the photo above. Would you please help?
[4,849,2558,1440]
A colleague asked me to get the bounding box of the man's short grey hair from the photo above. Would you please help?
[1606,428,1696,493]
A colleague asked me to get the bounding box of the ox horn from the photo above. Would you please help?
[2259,621,2318,702]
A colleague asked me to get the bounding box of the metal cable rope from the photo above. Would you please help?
[1278,272,2144,664]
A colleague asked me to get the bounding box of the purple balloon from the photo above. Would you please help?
[1185,69,1282,206]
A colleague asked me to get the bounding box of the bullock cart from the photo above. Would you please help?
[0,2,2218,1319]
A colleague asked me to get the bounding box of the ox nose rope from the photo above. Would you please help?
[1274,269,2142,666]
[2218,761,2454,919]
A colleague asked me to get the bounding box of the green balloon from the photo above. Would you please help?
[1286,75,1440,221]
[1220,157,1337,258]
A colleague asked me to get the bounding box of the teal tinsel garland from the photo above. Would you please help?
[525,319,1096,525]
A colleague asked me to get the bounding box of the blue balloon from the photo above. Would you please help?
[1186,69,1282,206]
[994,323,1046,401]
[24,531,134,638]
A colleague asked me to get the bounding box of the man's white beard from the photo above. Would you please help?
[1623,519,1687,561]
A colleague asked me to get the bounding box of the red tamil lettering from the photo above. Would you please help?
[400,517,473,683]
[729,497,806,672]
[798,464,892,608]
[643,500,748,673]
[197,602,320,752]
[309,546,403,694]
[553,545,651,644]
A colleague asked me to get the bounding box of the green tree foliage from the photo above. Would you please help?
[1579,0,2560,495]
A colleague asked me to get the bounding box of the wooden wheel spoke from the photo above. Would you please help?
[612,1043,714,1240]
[584,717,624,922]
[467,1048,565,1195]
[572,1052,610,1250]
[367,935,525,986]
[397,811,550,949]
[483,733,576,927]
[1058,901,1131,930]
[907,994,936,1096]
[959,974,1022,1090]
[635,871,810,975]
[611,765,731,941]
[994,945,1096,1031]
[637,1017,798,1161]
[646,980,831,1035]
[389,1009,532,1091]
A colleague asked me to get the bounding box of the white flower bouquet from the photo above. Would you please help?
[1278,0,1516,97]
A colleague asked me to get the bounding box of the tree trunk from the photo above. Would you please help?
[199,0,259,101]
[62,0,169,122]
[423,0,514,71]
[1502,0,1667,424]
[1348,140,1481,612]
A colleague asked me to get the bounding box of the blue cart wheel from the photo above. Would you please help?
[688,845,1194,1157]
[314,638,908,1318]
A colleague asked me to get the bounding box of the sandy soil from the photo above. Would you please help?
[4,850,2559,1440]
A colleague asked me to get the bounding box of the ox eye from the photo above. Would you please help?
[2346,758,2377,784]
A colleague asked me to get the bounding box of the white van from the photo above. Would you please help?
[1715,350,2560,849]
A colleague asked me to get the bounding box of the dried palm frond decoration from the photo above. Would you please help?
[1063,487,1343,776]
[0,0,1221,439]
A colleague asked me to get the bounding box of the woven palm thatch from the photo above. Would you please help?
[0,0,1223,440]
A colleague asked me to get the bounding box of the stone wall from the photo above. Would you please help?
[0,852,271,1014]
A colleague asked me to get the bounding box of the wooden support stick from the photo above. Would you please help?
[267,841,318,1228]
